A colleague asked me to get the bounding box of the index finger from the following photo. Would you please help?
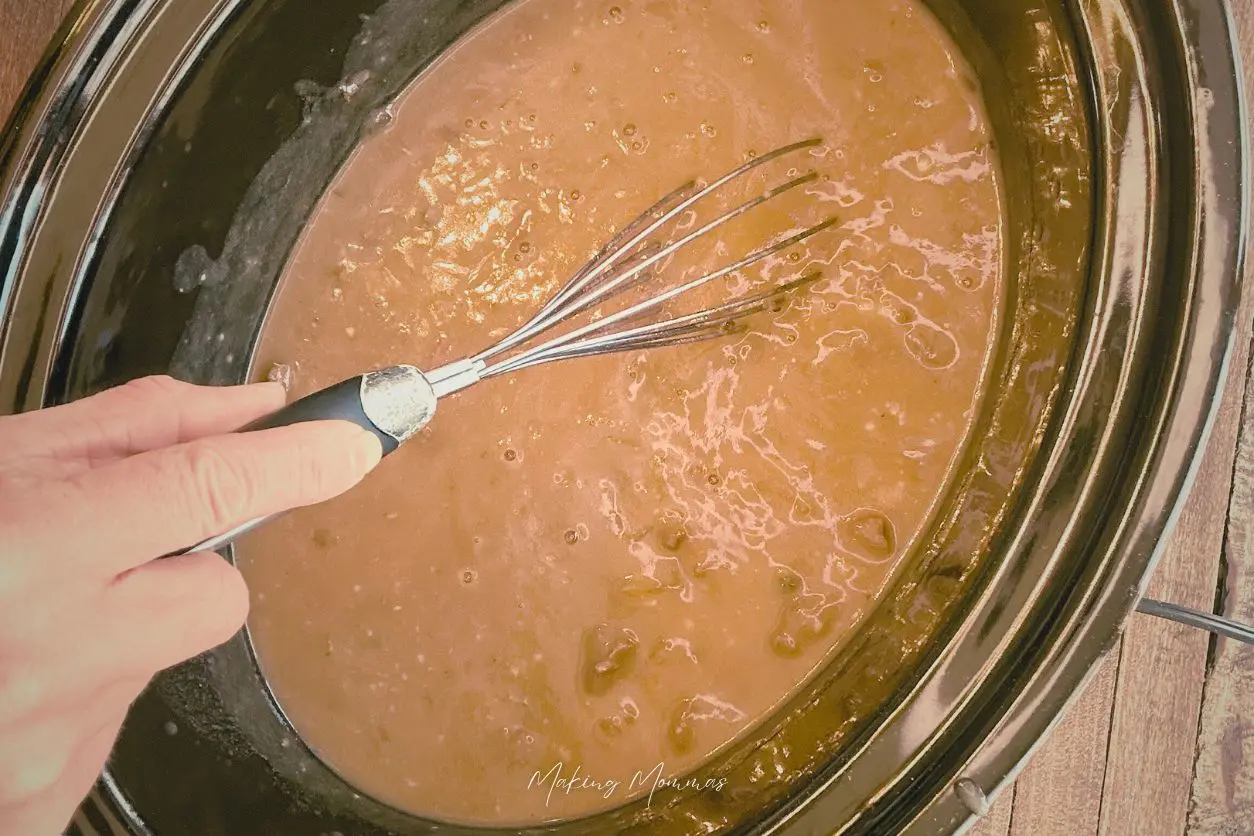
[0,377,286,468]
[13,421,382,578]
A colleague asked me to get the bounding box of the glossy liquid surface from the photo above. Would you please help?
[238,0,1003,824]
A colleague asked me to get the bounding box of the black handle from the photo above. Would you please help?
[246,375,400,456]
[174,366,437,556]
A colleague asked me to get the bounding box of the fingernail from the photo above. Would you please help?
[349,428,384,476]
[250,380,286,393]
[246,380,287,400]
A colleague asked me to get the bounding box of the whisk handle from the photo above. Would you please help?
[170,365,438,557]
[244,365,438,453]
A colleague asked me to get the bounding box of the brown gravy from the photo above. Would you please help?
[238,0,1003,824]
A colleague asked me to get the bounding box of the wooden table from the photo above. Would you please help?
[3,2,1254,835]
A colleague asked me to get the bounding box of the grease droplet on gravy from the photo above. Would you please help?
[238,0,1004,825]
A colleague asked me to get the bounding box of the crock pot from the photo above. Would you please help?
[0,0,1247,834]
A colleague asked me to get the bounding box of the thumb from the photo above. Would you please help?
[105,551,250,674]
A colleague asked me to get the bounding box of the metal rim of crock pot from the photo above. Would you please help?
[0,0,1247,834]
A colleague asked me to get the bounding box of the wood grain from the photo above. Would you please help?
[1102,1,1254,832]
[0,0,75,123]
[1010,654,1120,836]
[967,788,1014,836]
[1098,298,1254,834]
[1186,9,1254,833]
[1190,347,1254,836]
[964,653,1121,836]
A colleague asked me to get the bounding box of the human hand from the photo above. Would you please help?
[0,375,382,835]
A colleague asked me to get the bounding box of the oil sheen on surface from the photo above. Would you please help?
[237,0,1004,824]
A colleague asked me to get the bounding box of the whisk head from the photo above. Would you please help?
[429,138,839,395]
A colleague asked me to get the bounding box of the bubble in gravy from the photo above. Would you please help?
[838,509,898,561]
[904,321,960,369]
[580,624,640,695]
[771,590,839,658]
[666,695,748,756]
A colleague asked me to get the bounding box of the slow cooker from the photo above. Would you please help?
[0,0,1247,833]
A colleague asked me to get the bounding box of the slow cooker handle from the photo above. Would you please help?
[171,365,440,556]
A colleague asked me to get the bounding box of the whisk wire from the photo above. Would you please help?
[473,137,825,364]
[543,137,823,317]
[411,138,837,395]
[474,184,695,361]
[483,209,839,378]
[498,271,825,370]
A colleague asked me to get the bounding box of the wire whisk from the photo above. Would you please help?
[426,136,838,395]
[180,137,840,556]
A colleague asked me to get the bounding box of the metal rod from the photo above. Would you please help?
[1137,598,1254,645]
[483,215,839,378]
[472,138,824,364]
